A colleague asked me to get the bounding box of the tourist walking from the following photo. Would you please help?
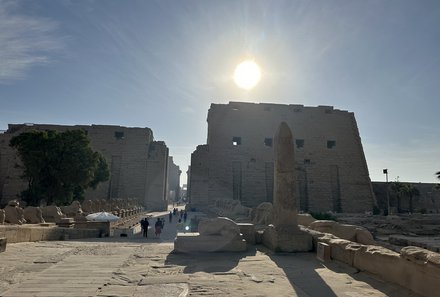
[154,218,162,237]
[169,211,172,223]
[140,218,149,238]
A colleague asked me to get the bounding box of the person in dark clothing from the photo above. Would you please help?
[140,218,149,238]
[183,211,188,223]
[169,211,173,223]
[154,218,162,237]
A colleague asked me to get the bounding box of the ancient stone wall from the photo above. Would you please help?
[145,141,169,210]
[167,156,181,202]
[309,230,440,297]
[189,145,209,208]
[0,124,168,211]
[190,102,375,213]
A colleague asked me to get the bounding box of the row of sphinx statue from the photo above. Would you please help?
[0,198,143,225]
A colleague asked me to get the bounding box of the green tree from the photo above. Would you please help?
[436,171,440,190]
[10,129,110,206]
[391,181,420,213]
[391,181,404,213]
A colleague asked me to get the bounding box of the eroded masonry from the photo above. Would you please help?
[0,124,169,210]
[188,102,375,213]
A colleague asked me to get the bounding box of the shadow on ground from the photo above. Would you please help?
[262,246,338,297]
[165,245,257,273]
[264,245,421,297]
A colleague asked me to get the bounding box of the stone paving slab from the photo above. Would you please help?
[1,252,129,297]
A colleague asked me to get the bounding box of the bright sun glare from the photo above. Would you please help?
[233,60,261,90]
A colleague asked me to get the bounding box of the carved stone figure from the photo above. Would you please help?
[74,211,88,222]
[308,220,374,245]
[23,206,45,224]
[82,200,93,213]
[174,216,246,253]
[252,202,274,225]
[198,217,241,238]
[41,205,66,223]
[60,200,83,217]
[4,200,26,225]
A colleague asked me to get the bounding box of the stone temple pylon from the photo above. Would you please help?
[262,122,312,252]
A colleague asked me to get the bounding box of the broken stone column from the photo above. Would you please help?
[262,122,312,252]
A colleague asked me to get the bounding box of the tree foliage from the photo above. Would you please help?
[436,171,440,190]
[10,129,109,206]
[391,181,420,213]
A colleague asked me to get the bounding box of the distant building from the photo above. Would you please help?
[167,156,181,202]
[0,124,168,210]
[189,102,375,213]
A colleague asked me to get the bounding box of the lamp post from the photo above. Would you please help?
[383,169,389,215]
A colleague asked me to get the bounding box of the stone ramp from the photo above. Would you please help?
[1,254,125,297]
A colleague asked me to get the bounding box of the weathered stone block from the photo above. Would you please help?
[353,245,402,284]
[0,237,6,252]
[327,238,358,266]
[262,225,313,252]
[317,242,331,262]
[56,217,75,228]
[297,213,316,227]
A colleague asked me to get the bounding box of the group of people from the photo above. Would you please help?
[139,208,189,238]
[140,217,165,238]
[171,208,188,222]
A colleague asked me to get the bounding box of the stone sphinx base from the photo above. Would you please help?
[262,225,313,252]
[0,237,6,253]
[174,232,247,253]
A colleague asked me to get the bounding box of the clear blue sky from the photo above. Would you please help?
[1,0,439,185]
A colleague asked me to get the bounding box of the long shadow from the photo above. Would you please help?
[265,245,421,297]
[263,246,338,297]
[341,265,423,297]
[165,245,257,273]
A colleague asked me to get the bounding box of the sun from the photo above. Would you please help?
[233,60,261,90]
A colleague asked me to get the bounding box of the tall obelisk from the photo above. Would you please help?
[262,122,312,252]
[273,121,298,229]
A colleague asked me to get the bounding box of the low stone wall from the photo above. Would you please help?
[0,224,101,243]
[113,223,141,238]
[307,220,375,245]
[73,221,112,237]
[306,228,440,297]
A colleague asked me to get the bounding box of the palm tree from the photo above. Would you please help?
[400,183,420,213]
[391,181,404,213]
[436,171,440,190]
[391,181,420,213]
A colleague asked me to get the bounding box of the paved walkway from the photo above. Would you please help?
[0,208,423,297]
